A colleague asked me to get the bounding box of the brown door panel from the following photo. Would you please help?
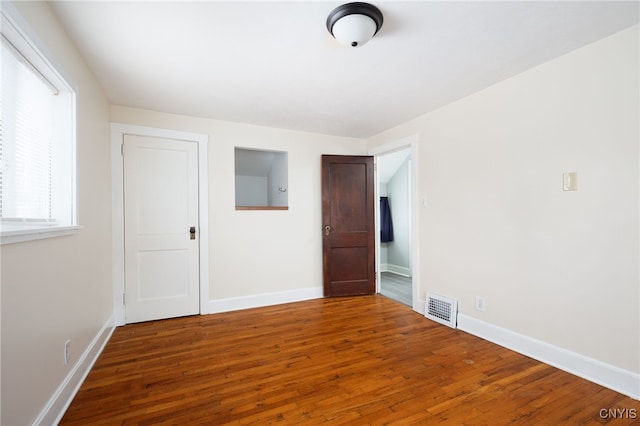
[328,232,369,246]
[325,281,372,297]
[322,155,375,297]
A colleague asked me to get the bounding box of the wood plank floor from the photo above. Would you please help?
[61,296,639,425]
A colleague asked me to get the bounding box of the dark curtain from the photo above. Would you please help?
[380,197,394,242]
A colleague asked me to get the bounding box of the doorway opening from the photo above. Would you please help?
[376,147,413,307]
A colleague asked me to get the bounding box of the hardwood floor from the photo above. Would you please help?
[61,296,639,425]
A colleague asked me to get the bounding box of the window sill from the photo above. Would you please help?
[0,225,81,245]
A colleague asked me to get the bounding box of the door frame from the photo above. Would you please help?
[369,135,419,313]
[111,123,209,326]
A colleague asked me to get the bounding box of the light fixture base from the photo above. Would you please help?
[326,2,383,47]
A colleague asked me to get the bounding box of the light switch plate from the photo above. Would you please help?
[563,172,577,191]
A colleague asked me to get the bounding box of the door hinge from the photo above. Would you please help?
[121,143,124,156]
[123,293,126,306]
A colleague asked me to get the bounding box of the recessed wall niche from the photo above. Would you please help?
[235,147,288,210]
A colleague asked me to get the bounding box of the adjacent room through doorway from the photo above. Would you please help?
[376,147,412,307]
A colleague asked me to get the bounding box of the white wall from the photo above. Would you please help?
[236,175,268,206]
[379,183,389,270]
[387,159,411,275]
[268,152,288,207]
[367,25,639,377]
[0,2,112,424]
[110,106,366,304]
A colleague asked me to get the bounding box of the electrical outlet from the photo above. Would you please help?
[64,340,71,365]
[475,296,485,312]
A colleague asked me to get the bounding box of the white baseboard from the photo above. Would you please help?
[385,265,411,277]
[203,287,324,314]
[413,298,426,316]
[457,314,640,400]
[34,314,115,425]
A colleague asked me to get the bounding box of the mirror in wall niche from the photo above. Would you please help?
[235,147,288,210]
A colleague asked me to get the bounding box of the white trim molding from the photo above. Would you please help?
[0,225,81,245]
[457,314,640,400]
[368,134,420,314]
[34,315,115,425]
[386,265,411,277]
[203,287,323,314]
[111,123,210,325]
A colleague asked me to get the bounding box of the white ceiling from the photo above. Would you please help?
[50,1,639,139]
[378,147,410,184]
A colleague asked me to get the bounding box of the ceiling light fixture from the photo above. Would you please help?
[326,2,383,48]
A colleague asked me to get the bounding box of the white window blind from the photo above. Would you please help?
[1,39,56,221]
[0,6,77,243]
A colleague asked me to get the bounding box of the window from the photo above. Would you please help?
[235,148,288,210]
[1,8,77,243]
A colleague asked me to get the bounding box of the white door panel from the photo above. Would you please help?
[137,250,190,299]
[124,134,199,323]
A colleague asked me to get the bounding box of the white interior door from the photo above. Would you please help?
[123,134,199,323]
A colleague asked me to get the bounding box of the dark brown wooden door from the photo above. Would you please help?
[322,155,376,297]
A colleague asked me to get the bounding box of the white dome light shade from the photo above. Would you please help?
[331,14,377,47]
[326,2,383,48]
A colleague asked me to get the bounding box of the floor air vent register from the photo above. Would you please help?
[425,293,458,328]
